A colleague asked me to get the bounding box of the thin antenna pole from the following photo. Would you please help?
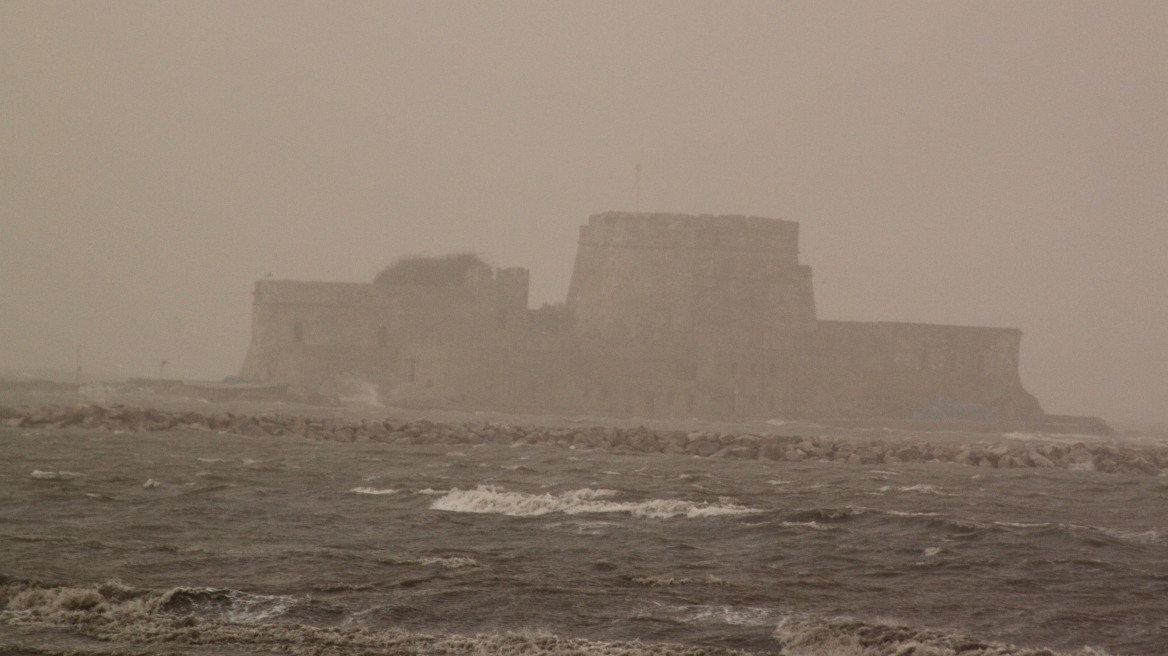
[75,344,81,386]
[635,163,641,212]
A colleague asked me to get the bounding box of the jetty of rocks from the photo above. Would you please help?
[2,404,1164,477]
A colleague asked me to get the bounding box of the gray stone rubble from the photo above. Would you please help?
[2,404,1164,476]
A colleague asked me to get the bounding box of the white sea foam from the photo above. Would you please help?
[224,590,295,623]
[675,604,783,626]
[79,383,117,401]
[873,484,950,496]
[414,556,479,568]
[1062,523,1164,545]
[995,521,1051,529]
[1096,527,1161,544]
[337,378,384,408]
[348,487,397,495]
[544,519,620,535]
[883,509,940,518]
[30,470,83,480]
[781,520,829,531]
[430,485,757,518]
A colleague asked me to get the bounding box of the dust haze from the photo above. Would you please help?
[2,3,1165,426]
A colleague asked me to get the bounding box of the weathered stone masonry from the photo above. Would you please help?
[239,211,1050,423]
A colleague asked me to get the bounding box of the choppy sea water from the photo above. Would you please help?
[1,424,1165,655]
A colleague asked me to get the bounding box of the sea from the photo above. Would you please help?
[1,412,1166,655]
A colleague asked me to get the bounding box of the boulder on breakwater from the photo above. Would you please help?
[3,404,1165,477]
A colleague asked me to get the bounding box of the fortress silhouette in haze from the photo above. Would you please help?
[241,211,1099,430]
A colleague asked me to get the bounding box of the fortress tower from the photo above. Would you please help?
[561,212,818,417]
[567,212,816,345]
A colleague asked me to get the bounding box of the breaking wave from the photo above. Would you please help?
[29,469,84,480]
[773,614,1113,656]
[430,485,758,518]
[348,486,398,495]
[872,484,950,496]
[0,580,751,656]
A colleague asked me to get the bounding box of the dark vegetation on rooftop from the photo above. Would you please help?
[374,252,488,287]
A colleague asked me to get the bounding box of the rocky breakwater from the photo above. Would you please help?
[2,404,1165,476]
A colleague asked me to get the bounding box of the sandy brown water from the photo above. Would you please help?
[1,401,1166,655]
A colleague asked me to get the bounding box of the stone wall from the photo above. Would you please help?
[239,269,530,405]
[794,321,1042,420]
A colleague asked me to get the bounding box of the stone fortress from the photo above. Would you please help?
[240,212,1097,430]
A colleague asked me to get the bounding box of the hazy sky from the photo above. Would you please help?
[3,2,1165,425]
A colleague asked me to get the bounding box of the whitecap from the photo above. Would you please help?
[780,520,829,531]
[348,487,397,495]
[1100,528,1161,544]
[30,470,83,480]
[430,485,757,519]
[994,521,1051,529]
[225,591,295,623]
[545,519,619,535]
[873,484,950,496]
[1076,524,1164,545]
[882,509,940,518]
[413,556,479,568]
[674,604,783,626]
